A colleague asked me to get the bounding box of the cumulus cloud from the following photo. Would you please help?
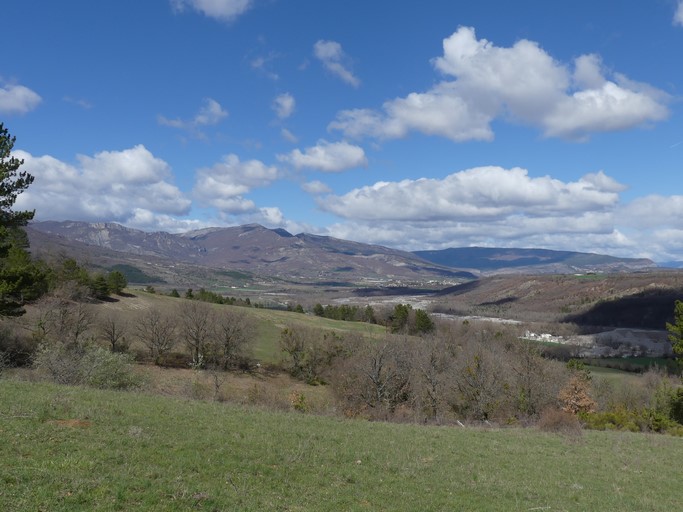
[193,154,279,213]
[314,40,360,87]
[675,1,683,26]
[272,93,295,119]
[170,0,251,22]
[158,98,228,137]
[0,83,42,115]
[277,140,367,172]
[320,167,623,222]
[324,212,619,254]
[329,27,668,142]
[309,166,643,255]
[330,83,495,141]
[15,145,191,229]
[618,195,683,229]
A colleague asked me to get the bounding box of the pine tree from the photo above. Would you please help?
[0,124,46,316]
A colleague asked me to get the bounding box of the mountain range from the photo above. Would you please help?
[27,221,656,285]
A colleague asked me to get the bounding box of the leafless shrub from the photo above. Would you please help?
[537,407,583,437]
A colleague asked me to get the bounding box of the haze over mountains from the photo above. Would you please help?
[27,221,656,283]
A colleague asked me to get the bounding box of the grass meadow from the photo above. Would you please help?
[2,378,683,511]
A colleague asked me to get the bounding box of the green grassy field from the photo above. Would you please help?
[2,379,682,511]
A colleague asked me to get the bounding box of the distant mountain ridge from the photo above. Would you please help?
[28,221,656,282]
[413,246,655,274]
[28,221,472,283]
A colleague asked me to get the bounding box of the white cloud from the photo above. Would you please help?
[193,98,228,125]
[543,80,668,140]
[277,140,367,172]
[302,180,332,195]
[126,209,211,233]
[329,26,668,142]
[0,83,42,115]
[311,166,642,254]
[15,145,191,228]
[272,93,295,119]
[320,167,622,222]
[324,212,619,254]
[170,0,251,22]
[618,195,683,229]
[675,1,683,26]
[309,165,683,261]
[158,97,228,137]
[193,154,279,213]
[314,40,360,88]
[330,83,495,142]
[256,206,284,225]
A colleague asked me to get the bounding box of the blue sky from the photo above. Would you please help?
[3,0,683,262]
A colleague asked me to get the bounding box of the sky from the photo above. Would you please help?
[2,0,683,263]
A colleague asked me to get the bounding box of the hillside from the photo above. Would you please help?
[2,379,682,511]
[429,271,683,328]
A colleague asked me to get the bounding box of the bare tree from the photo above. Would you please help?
[208,308,255,370]
[334,335,413,416]
[412,335,454,421]
[99,313,128,353]
[280,325,343,384]
[452,342,506,422]
[135,308,176,363]
[32,298,94,349]
[509,340,565,418]
[178,301,215,363]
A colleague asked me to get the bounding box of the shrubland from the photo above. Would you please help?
[1,284,682,436]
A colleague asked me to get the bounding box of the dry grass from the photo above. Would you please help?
[133,364,338,414]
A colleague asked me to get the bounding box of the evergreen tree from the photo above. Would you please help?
[414,309,435,334]
[0,124,46,316]
[91,274,110,299]
[106,270,127,295]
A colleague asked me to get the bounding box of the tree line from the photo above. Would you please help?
[311,302,435,335]
[278,320,683,433]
